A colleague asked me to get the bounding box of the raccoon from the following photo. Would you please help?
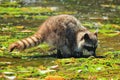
[9,14,98,58]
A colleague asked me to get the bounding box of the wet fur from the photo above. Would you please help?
[9,15,97,58]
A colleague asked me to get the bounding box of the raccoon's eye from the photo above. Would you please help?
[84,46,92,50]
[83,45,97,51]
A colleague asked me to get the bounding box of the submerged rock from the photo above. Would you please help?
[3,72,16,80]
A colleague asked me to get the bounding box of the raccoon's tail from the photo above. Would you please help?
[9,33,43,52]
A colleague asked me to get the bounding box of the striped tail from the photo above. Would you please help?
[9,33,43,52]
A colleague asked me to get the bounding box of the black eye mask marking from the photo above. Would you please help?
[83,45,97,51]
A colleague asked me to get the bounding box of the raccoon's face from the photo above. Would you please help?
[76,32,98,57]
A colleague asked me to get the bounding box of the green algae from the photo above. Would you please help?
[0,1,120,79]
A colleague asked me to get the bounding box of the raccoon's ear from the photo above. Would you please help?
[94,31,98,37]
[83,33,89,40]
[94,29,98,37]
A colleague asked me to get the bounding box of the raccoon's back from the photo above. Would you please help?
[40,15,85,33]
[39,15,86,48]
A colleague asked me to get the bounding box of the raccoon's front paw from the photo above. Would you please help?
[8,43,19,52]
[73,52,83,58]
[61,53,72,58]
[57,49,63,58]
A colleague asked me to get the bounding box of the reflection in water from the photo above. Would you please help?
[0,57,55,67]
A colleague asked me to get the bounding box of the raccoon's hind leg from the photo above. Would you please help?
[59,46,71,58]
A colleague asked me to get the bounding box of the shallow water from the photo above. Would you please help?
[97,34,120,56]
[0,34,119,67]
[0,57,55,67]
